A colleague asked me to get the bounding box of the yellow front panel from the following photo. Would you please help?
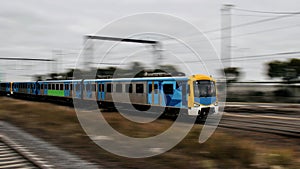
[188,74,216,108]
[188,79,194,108]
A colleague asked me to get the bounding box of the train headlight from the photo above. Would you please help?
[214,102,218,106]
[194,103,200,107]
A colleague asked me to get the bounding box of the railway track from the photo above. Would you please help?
[0,135,52,169]
[218,112,300,138]
[0,121,99,169]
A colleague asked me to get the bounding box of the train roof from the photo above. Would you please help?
[84,76,189,82]
[37,80,82,83]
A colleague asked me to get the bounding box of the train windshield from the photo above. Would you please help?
[194,80,216,97]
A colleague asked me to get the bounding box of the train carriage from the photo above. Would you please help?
[5,74,218,119]
[12,82,38,98]
[37,80,81,100]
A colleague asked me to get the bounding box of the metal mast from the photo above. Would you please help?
[221,4,234,68]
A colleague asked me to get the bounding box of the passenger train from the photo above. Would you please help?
[0,74,218,119]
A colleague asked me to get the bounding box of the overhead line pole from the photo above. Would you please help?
[221,4,234,68]
[84,35,158,44]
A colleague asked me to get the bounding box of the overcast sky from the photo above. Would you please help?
[0,0,299,81]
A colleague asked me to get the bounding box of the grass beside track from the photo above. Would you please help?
[0,97,299,169]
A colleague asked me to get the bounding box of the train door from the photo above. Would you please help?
[148,81,159,105]
[39,82,43,96]
[181,81,188,108]
[27,83,30,94]
[160,81,175,107]
[97,82,105,101]
[31,83,35,95]
[75,82,82,99]
[44,82,48,95]
[84,82,92,99]
[12,83,17,93]
[36,82,40,95]
[64,83,70,97]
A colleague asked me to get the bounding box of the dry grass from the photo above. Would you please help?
[0,97,299,169]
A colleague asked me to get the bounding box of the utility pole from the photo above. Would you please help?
[221,4,234,68]
[52,50,59,74]
[83,40,94,71]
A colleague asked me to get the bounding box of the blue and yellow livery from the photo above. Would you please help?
[3,74,218,119]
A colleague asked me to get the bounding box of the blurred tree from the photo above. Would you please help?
[34,75,43,81]
[65,69,75,78]
[267,58,300,82]
[96,67,116,78]
[223,67,241,83]
[49,73,59,80]
[130,62,145,77]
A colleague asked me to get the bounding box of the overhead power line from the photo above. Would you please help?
[224,51,300,61]
[212,23,300,40]
[233,8,300,15]
[230,14,285,17]
[0,57,54,61]
[204,12,300,34]
[174,51,300,64]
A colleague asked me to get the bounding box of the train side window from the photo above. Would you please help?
[56,84,59,90]
[48,84,51,90]
[148,84,158,94]
[76,84,80,91]
[92,84,96,91]
[148,84,152,93]
[60,84,63,90]
[125,84,132,93]
[98,84,104,92]
[86,84,91,91]
[52,84,55,90]
[116,84,122,93]
[136,84,144,93]
[106,83,112,93]
[154,84,158,94]
[41,84,44,90]
[65,84,69,90]
[163,84,174,94]
[176,82,180,89]
[70,84,73,90]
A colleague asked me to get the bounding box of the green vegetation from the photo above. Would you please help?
[267,58,300,82]
[223,67,241,83]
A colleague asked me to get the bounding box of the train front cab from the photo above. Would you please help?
[188,74,218,118]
